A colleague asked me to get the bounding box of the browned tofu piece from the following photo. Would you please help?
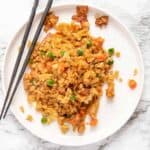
[72,5,89,22]
[95,16,109,27]
[44,12,59,32]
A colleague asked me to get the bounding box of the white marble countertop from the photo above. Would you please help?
[0,0,150,149]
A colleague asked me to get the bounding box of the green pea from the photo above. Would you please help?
[86,40,92,48]
[47,79,55,87]
[41,116,47,124]
[70,94,76,101]
[60,51,66,57]
[108,48,115,56]
[77,49,84,56]
[107,59,114,65]
[47,51,56,60]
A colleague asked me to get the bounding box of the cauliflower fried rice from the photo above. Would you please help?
[23,6,115,134]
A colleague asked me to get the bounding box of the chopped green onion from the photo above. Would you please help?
[41,116,47,124]
[30,79,36,85]
[60,51,65,57]
[77,49,84,56]
[40,50,47,56]
[108,48,115,56]
[107,59,114,65]
[47,79,55,87]
[70,94,76,101]
[86,40,92,48]
[29,59,33,64]
[96,73,101,78]
[47,51,56,60]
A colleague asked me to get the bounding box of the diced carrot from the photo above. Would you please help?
[80,110,85,116]
[60,63,65,72]
[128,79,137,89]
[70,114,80,125]
[46,62,52,71]
[75,114,80,121]
[90,117,98,126]
[58,62,68,73]
[78,123,85,134]
[96,54,107,61]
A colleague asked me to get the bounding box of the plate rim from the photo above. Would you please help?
[1,4,144,146]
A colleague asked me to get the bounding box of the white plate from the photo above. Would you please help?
[2,4,144,146]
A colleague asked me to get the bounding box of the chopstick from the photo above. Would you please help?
[0,0,39,120]
[2,0,53,119]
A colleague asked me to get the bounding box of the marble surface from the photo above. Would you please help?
[0,0,150,149]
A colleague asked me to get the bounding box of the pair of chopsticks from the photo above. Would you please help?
[0,0,53,119]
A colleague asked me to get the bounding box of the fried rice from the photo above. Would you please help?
[23,5,115,134]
